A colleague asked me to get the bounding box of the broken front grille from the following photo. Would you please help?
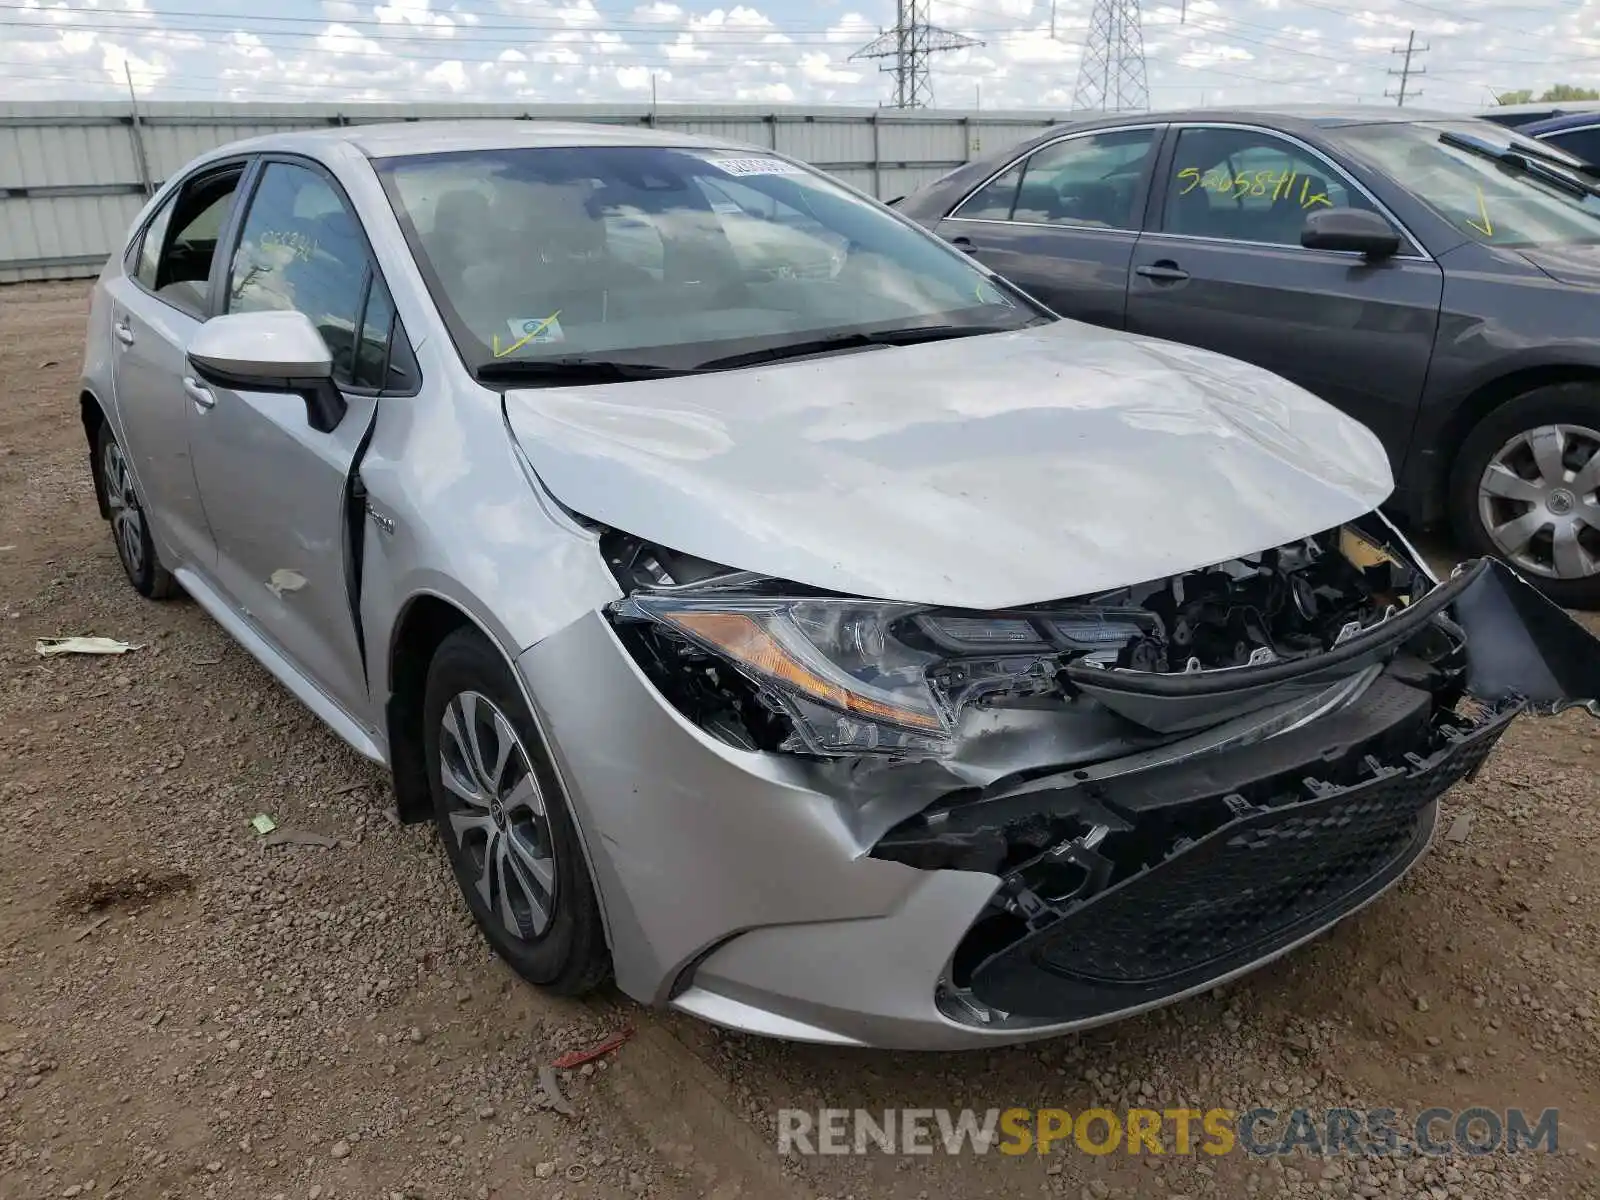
[958,698,1517,1024]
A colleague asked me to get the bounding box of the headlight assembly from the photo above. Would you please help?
[613,594,953,754]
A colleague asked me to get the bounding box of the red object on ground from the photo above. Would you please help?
[551,1027,635,1069]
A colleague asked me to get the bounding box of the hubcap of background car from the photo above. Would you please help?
[438,691,556,941]
[101,440,144,576]
[1478,423,1600,580]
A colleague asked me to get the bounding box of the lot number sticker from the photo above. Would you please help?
[710,156,804,177]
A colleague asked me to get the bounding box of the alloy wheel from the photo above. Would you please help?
[102,439,144,577]
[437,690,558,941]
[1477,423,1600,580]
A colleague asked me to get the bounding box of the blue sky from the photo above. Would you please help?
[1,0,1596,110]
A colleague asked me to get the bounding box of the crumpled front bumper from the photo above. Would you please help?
[960,695,1516,1025]
[516,559,1600,1050]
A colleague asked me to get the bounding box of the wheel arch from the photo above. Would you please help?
[80,389,110,519]
[384,591,478,824]
[1426,364,1600,519]
[381,587,618,950]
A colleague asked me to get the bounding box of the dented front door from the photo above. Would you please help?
[185,159,378,725]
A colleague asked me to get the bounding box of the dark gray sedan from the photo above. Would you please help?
[898,108,1600,607]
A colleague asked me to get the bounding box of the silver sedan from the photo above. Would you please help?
[79,121,1600,1049]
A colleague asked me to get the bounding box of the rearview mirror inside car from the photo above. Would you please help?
[1300,208,1402,259]
[187,310,347,433]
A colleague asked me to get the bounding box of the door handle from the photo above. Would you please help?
[1135,261,1190,282]
[950,236,979,255]
[113,321,135,347]
[182,375,215,410]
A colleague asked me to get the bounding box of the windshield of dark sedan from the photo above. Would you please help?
[376,144,1042,371]
[1336,120,1600,247]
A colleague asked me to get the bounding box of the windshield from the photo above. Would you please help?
[1336,120,1600,247]
[376,145,1044,375]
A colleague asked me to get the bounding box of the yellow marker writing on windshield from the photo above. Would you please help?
[492,311,563,359]
[1465,186,1494,237]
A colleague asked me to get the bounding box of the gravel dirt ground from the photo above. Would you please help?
[2,281,1599,1200]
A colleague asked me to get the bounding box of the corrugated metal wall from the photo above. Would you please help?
[0,100,1069,284]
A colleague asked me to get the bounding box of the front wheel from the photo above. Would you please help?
[1450,383,1600,610]
[422,627,610,995]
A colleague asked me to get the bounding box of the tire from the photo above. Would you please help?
[95,419,177,600]
[1450,382,1600,610]
[422,627,610,995]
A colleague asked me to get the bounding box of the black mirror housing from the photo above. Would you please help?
[1300,208,1403,259]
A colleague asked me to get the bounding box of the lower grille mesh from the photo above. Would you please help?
[963,702,1517,1022]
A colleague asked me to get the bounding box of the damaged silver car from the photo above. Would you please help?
[80,121,1600,1049]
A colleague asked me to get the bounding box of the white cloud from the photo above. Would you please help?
[1,0,1591,112]
[377,0,458,36]
[614,63,655,89]
[738,80,795,101]
[665,33,712,61]
[424,59,470,90]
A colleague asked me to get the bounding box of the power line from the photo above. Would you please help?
[1074,0,1148,112]
[0,15,931,49]
[0,0,890,36]
[1279,0,1573,47]
[1386,29,1427,107]
[850,0,982,108]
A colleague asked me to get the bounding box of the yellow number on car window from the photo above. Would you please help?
[1177,167,1202,195]
[1299,178,1332,209]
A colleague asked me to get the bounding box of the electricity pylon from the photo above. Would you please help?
[1072,0,1149,113]
[852,0,983,109]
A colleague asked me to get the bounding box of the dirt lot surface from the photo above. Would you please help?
[2,281,1599,1200]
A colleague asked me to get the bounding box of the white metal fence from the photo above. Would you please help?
[0,100,1073,284]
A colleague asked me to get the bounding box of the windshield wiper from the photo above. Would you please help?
[694,324,1010,372]
[1438,130,1600,198]
[473,357,701,386]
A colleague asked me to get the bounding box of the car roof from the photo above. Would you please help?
[1478,101,1600,129]
[1483,100,1600,118]
[1029,104,1467,137]
[1521,111,1600,136]
[200,119,749,163]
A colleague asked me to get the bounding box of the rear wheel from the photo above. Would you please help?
[95,420,176,599]
[1450,383,1600,610]
[422,627,609,995]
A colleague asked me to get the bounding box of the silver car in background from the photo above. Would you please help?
[79,122,1600,1049]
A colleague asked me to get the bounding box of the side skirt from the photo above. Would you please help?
[174,565,388,766]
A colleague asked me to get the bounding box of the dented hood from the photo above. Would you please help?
[505,321,1393,609]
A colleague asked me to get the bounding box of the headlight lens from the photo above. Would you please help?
[615,595,952,754]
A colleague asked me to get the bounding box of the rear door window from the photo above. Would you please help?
[1009,130,1159,228]
[129,166,245,317]
[953,163,1024,220]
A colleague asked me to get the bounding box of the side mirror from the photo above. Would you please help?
[187,310,347,433]
[1300,208,1402,259]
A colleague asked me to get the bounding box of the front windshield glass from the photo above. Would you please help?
[376,145,1044,373]
[1336,120,1600,247]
